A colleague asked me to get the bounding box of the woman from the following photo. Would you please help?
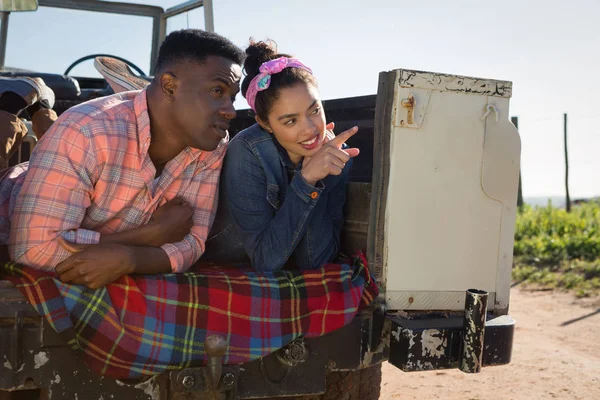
[205,40,359,272]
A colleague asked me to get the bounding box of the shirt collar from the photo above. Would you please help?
[134,88,214,161]
[134,89,151,154]
[271,132,301,171]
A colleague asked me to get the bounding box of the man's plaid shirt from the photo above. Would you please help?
[2,89,226,272]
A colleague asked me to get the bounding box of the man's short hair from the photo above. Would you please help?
[156,29,245,71]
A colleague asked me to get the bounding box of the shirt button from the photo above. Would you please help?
[310,191,319,199]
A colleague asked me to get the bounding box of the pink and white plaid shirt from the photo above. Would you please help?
[3,89,227,272]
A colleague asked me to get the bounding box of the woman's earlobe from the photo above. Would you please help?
[255,116,273,133]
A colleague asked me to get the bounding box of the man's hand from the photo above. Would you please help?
[30,106,58,139]
[55,239,135,289]
[148,197,194,246]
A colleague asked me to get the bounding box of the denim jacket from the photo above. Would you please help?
[204,123,351,272]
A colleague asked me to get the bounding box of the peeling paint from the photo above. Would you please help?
[399,69,512,98]
[3,359,12,369]
[391,326,402,342]
[460,290,488,373]
[421,329,447,358]
[50,373,61,385]
[134,376,161,400]
[405,330,417,349]
[405,359,435,371]
[34,351,49,369]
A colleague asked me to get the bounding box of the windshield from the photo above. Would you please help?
[4,1,205,77]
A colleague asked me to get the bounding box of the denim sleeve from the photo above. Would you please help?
[292,157,351,269]
[222,139,323,272]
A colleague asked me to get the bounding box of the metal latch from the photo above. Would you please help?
[393,88,432,128]
[170,335,237,397]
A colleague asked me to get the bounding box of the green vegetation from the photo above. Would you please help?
[513,200,600,297]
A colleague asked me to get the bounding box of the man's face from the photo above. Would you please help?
[169,56,242,151]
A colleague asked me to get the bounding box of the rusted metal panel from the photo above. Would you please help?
[0,281,38,319]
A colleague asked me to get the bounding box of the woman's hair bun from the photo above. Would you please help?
[243,39,278,77]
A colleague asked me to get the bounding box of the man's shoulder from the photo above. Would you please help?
[54,91,140,133]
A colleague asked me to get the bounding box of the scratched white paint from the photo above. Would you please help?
[421,330,447,358]
[50,373,61,385]
[134,376,161,400]
[391,326,402,342]
[33,351,49,369]
[406,330,416,349]
[399,70,512,98]
[3,359,12,370]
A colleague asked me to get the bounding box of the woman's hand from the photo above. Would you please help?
[301,124,360,186]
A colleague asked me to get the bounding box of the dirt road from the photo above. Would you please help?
[380,287,600,400]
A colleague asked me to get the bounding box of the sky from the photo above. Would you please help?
[3,0,600,199]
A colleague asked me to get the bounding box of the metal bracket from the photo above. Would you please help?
[276,337,309,367]
[170,366,237,397]
[393,88,432,128]
[386,308,514,372]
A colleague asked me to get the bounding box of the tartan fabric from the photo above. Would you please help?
[3,89,226,273]
[1,255,378,379]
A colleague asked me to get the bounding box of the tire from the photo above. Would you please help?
[268,363,382,400]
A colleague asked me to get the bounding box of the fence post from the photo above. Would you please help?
[564,113,571,212]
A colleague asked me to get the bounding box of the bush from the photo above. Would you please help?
[513,200,600,296]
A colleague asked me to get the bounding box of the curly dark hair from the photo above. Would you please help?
[155,29,245,72]
[241,39,317,122]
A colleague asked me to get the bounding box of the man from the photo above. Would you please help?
[1,29,244,288]
[0,76,58,168]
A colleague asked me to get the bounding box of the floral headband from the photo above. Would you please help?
[246,57,313,111]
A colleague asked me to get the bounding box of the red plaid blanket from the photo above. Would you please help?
[1,255,377,379]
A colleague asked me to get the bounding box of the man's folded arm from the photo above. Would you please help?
[8,122,100,270]
[160,147,225,273]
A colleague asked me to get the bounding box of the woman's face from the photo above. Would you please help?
[261,82,326,166]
